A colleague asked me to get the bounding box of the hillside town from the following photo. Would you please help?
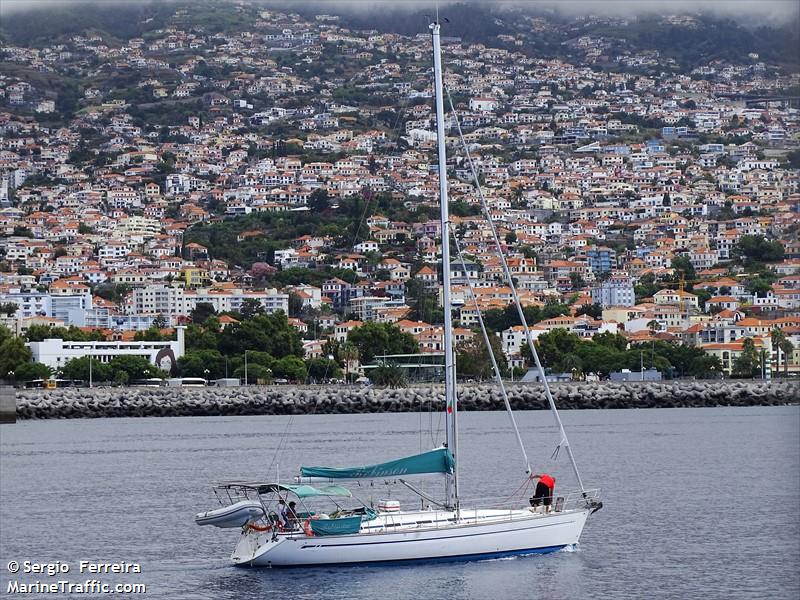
[1,5,799,385]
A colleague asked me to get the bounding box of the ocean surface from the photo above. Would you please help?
[1,406,798,599]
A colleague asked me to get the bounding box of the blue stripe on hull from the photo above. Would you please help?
[244,545,566,569]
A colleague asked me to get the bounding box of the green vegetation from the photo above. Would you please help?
[25,324,106,342]
[0,2,174,46]
[732,235,785,266]
[369,364,407,388]
[0,326,52,382]
[731,338,763,379]
[59,355,167,383]
[346,322,418,364]
[481,302,571,333]
[456,334,507,381]
[520,329,721,379]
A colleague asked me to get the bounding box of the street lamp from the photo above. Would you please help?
[7,370,14,387]
[244,350,249,387]
[204,368,210,383]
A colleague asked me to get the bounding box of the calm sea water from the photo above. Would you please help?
[1,406,798,599]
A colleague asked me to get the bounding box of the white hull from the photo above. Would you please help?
[231,508,589,567]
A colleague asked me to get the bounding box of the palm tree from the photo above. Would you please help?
[647,320,660,335]
[780,339,794,378]
[770,327,787,377]
[340,342,359,384]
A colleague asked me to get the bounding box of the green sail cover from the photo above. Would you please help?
[309,515,363,536]
[300,448,455,480]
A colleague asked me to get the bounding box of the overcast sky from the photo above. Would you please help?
[2,0,798,25]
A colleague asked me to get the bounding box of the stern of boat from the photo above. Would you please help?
[231,528,279,566]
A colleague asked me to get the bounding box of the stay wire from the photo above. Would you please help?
[445,85,586,493]
[452,231,531,476]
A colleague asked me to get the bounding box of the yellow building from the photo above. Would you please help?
[183,268,209,288]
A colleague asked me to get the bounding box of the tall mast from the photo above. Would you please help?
[430,20,459,510]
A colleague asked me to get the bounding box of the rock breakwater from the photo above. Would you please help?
[14,380,798,420]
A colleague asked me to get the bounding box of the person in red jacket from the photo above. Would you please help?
[529,473,556,511]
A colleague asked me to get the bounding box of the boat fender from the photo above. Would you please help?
[247,522,272,532]
[303,519,314,537]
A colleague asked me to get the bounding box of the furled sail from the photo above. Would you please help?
[300,448,455,480]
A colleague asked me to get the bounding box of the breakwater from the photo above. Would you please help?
[13,380,798,420]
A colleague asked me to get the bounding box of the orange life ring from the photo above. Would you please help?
[247,521,272,532]
[303,519,314,537]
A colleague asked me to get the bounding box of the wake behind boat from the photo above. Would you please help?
[196,19,602,567]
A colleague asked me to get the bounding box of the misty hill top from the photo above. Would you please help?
[1,1,797,70]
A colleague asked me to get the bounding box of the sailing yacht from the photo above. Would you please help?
[195,20,601,567]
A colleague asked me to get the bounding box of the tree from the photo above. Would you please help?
[347,322,418,364]
[218,312,303,358]
[406,278,443,324]
[575,304,602,319]
[456,335,506,381]
[272,355,307,382]
[482,308,511,332]
[177,350,227,379]
[647,320,661,335]
[0,303,18,316]
[152,315,168,329]
[770,327,786,376]
[108,355,166,381]
[592,332,629,352]
[288,293,305,317]
[670,256,696,284]
[306,357,342,382]
[0,325,12,346]
[733,235,784,265]
[779,339,794,378]
[190,302,217,324]
[569,272,586,290]
[233,363,272,384]
[746,277,773,298]
[529,329,582,371]
[370,364,407,388]
[308,188,331,212]
[184,323,219,351]
[14,362,52,382]
[336,342,360,383]
[239,298,265,320]
[732,338,760,379]
[60,356,113,382]
[635,273,660,302]
[133,327,168,342]
[0,335,32,376]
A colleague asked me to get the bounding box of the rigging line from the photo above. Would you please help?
[452,231,531,476]
[445,86,585,493]
[496,476,533,508]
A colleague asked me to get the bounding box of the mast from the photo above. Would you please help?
[430,20,459,511]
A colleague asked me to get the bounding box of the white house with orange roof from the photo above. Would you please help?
[653,289,699,310]
[334,320,363,343]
